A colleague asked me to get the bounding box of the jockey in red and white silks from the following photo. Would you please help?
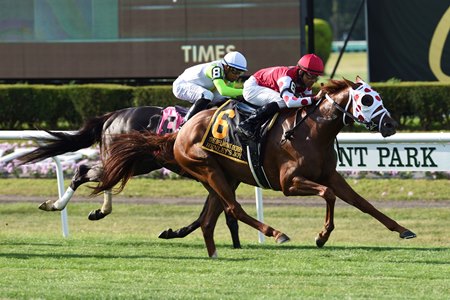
[243,66,315,108]
[237,54,324,141]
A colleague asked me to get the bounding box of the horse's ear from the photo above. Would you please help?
[343,77,352,86]
[356,75,363,82]
[343,77,359,90]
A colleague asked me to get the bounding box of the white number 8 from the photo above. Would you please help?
[211,66,222,79]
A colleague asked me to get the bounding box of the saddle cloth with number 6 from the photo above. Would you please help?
[200,99,277,189]
[200,100,249,164]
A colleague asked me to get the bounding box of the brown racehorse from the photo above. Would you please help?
[15,105,241,248]
[94,77,416,257]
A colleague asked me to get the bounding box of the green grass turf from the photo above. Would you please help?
[1,202,449,299]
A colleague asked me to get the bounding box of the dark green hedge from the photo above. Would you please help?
[67,84,135,120]
[309,18,333,66]
[372,82,449,131]
[0,82,448,131]
[0,85,79,129]
[132,85,185,107]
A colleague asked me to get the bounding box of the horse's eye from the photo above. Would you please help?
[361,95,374,106]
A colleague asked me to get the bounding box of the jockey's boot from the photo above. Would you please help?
[236,102,280,141]
[184,98,210,122]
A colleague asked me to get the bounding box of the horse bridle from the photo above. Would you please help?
[324,86,389,131]
[282,84,389,141]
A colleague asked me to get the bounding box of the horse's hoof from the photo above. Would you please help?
[38,201,58,211]
[38,202,48,211]
[88,209,105,221]
[275,233,290,244]
[400,230,417,239]
[158,229,174,239]
[210,250,218,259]
[315,236,327,248]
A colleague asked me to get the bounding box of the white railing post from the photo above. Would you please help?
[0,130,70,238]
[53,156,69,237]
[255,187,265,243]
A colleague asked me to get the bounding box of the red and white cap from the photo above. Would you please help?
[297,54,324,75]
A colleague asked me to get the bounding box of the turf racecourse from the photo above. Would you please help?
[1,201,449,299]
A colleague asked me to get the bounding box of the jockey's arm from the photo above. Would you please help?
[213,78,243,98]
[277,76,314,108]
[206,64,243,98]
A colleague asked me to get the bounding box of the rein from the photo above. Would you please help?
[282,98,322,142]
[282,85,389,143]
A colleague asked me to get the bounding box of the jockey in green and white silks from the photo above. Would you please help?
[173,51,248,121]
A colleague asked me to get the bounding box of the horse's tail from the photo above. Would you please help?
[92,131,177,195]
[16,113,113,165]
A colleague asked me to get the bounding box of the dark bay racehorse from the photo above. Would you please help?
[16,105,241,248]
[94,77,416,258]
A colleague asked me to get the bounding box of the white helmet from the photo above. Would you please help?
[222,51,247,71]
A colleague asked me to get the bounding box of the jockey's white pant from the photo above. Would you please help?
[173,78,226,104]
[243,76,287,108]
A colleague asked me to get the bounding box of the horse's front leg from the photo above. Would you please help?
[283,176,336,247]
[328,171,416,239]
[39,164,91,211]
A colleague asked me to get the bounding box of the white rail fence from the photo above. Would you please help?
[1,131,449,242]
[1,131,72,237]
[0,130,85,238]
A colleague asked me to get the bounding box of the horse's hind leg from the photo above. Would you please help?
[85,164,113,221]
[39,164,92,211]
[157,190,222,257]
[38,161,112,220]
[158,194,241,249]
[225,212,240,248]
[88,190,112,221]
[158,196,206,239]
[202,170,289,245]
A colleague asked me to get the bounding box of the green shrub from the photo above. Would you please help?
[310,18,333,65]
[0,82,448,131]
[67,84,135,119]
[372,82,450,131]
[0,85,73,129]
[0,85,35,129]
[133,86,186,107]
[30,85,80,129]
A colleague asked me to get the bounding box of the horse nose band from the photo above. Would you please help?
[372,106,389,131]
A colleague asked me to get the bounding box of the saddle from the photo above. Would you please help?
[200,100,276,189]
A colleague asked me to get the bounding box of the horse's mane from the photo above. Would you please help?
[321,79,348,94]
